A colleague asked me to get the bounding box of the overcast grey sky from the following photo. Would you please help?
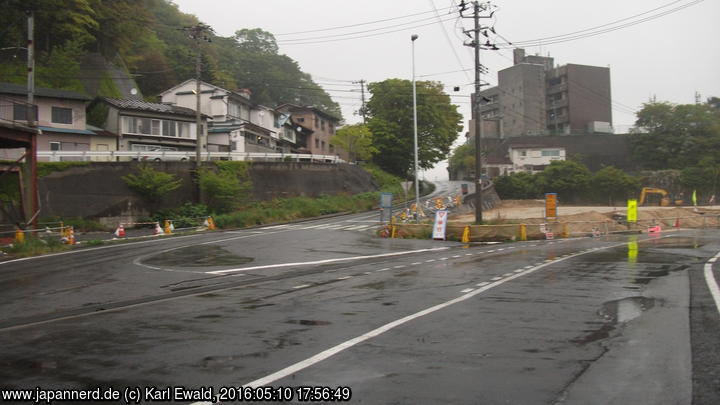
[174,0,719,180]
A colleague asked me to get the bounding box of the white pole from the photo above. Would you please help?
[411,34,420,223]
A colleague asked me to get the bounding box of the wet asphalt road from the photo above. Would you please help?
[0,196,719,404]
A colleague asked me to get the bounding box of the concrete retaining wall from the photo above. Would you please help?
[39,162,378,223]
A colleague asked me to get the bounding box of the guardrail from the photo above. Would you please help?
[36,150,346,163]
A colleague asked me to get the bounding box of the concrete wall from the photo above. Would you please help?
[38,162,378,222]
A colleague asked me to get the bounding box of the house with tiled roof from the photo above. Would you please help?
[0,82,116,161]
[88,97,208,160]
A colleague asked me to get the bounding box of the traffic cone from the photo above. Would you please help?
[674,217,680,228]
[164,220,173,235]
[207,216,216,230]
[66,226,75,245]
[154,222,163,235]
[114,223,125,238]
[14,228,25,244]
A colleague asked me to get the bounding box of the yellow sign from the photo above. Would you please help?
[627,199,638,223]
[545,193,557,219]
[628,236,638,264]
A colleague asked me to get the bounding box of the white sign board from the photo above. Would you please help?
[400,181,413,193]
[432,210,449,240]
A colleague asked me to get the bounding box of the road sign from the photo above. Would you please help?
[432,210,448,240]
[627,199,638,223]
[380,192,393,222]
[400,181,413,193]
[545,193,557,219]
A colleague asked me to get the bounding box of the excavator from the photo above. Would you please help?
[638,187,683,206]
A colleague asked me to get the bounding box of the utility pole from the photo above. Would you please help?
[183,23,213,167]
[26,9,34,127]
[461,1,497,224]
[353,79,367,124]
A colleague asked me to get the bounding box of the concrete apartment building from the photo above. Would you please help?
[275,103,344,158]
[473,48,612,138]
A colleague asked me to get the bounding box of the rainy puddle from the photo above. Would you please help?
[144,245,254,267]
[572,296,655,344]
[285,319,332,326]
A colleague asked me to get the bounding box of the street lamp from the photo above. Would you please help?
[411,34,420,222]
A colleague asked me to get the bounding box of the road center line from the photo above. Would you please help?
[242,240,629,388]
[206,247,450,275]
[704,250,720,315]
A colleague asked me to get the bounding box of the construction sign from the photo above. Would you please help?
[545,193,557,220]
[432,210,448,240]
[627,199,638,223]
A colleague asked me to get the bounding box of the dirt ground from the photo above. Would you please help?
[451,199,720,233]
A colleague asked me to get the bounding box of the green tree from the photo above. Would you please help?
[535,160,592,203]
[331,124,377,162]
[631,100,720,170]
[494,172,539,199]
[366,79,463,178]
[122,165,182,204]
[199,162,252,213]
[591,166,640,205]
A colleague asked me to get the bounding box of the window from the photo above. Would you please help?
[13,103,37,121]
[51,107,73,124]
[151,119,161,135]
[329,144,335,153]
[314,116,318,128]
[315,138,320,148]
[321,119,325,130]
[520,151,527,157]
[541,149,560,157]
[49,142,61,151]
[162,120,176,137]
[321,140,325,151]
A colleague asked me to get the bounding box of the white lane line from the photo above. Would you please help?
[476,282,489,287]
[292,284,311,289]
[497,248,505,251]
[425,259,436,263]
[465,253,473,256]
[337,276,352,280]
[460,288,474,293]
[346,225,369,231]
[490,276,503,281]
[524,265,534,269]
[452,255,462,258]
[487,250,495,253]
[377,268,390,272]
[704,250,720,315]
[439,257,448,261]
[502,273,513,277]
[298,224,326,230]
[242,241,628,388]
[514,269,524,273]
[393,265,406,269]
[258,225,289,230]
[364,272,373,275]
[411,262,422,266]
[206,247,450,275]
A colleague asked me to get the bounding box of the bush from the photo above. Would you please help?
[199,163,252,213]
[151,203,209,228]
[122,165,182,203]
[2,236,69,257]
[37,161,90,177]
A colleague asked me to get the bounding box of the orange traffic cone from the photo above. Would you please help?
[66,226,75,245]
[154,222,163,235]
[114,223,125,238]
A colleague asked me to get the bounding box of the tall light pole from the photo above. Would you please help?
[411,34,420,222]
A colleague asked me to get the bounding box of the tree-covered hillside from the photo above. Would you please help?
[0,0,341,118]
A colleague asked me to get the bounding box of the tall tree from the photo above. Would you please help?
[366,79,463,178]
[331,124,377,162]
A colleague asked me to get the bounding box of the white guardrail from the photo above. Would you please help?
[36,151,346,163]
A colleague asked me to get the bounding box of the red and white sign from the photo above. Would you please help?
[432,210,449,240]
[545,232,554,240]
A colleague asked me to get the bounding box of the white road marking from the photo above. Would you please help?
[298,224,326,230]
[704,250,720,315]
[337,276,352,280]
[524,265,534,269]
[206,247,450,275]
[487,250,495,253]
[258,225,289,230]
[377,268,390,272]
[476,282,489,287]
[502,273,513,277]
[439,257,448,261]
[497,248,505,251]
[490,276,503,281]
[460,288,474,293]
[292,284,311,289]
[425,259,436,263]
[514,269,524,273]
[241,240,629,388]
[393,265,406,269]
[411,262,422,266]
[364,272,373,275]
[452,255,461,258]
[465,253,473,256]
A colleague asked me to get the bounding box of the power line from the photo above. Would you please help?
[498,0,704,47]
[427,0,472,82]
[274,5,455,36]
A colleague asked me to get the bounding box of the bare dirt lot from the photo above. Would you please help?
[451,200,720,233]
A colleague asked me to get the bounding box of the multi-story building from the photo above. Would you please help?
[473,48,612,138]
[275,103,344,158]
[0,82,116,161]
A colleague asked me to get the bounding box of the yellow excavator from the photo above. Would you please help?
[638,187,683,206]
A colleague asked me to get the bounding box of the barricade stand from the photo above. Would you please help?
[562,223,569,238]
[114,223,126,238]
[461,226,471,243]
[519,224,527,241]
[154,222,163,236]
[164,220,173,235]
[14,228,24,244]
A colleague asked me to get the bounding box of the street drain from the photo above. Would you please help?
[144,245,254,267]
